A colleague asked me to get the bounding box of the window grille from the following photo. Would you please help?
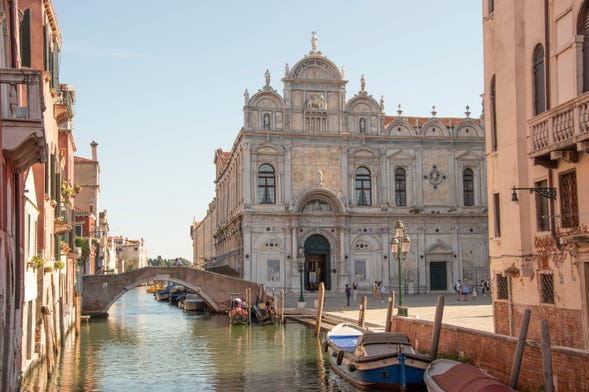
[355,167,371,206]
[395,167,406,206]
[496,274,508,299]
[559,171,578,228]
[257,164,276,204]
[463,168,474,206]
[540,273,555,304]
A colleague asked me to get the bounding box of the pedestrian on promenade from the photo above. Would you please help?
[379,283,385,303]
[372,281,378,300]
[480,280,486,296]
[352,280,358,301]
[455,279,462,300]
[345,284,351,306]
[462,280,470,301]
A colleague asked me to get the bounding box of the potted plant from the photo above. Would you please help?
[29,255,44,269]
[43,265,54,274]
[54,260,65,270]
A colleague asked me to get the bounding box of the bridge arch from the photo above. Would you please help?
[82,267,267,317]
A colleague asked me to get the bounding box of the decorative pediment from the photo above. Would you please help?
[255,144,283,155]
[351,147,378,158]
[289,56,342,82]
[386,149,416,160]
[454,119,483,137]
[455,150,483,161]
[421,119,449,137]
[387,120,416,137]
[425,240,453,255]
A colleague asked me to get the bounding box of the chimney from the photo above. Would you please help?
[90,140,98,161]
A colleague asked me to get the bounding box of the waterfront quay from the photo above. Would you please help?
[283,290,493,332]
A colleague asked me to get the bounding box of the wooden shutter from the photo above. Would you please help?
[19,9,31,67]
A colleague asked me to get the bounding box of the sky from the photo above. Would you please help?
[51,1,483,260]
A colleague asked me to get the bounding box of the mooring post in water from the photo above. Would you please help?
[280,289,285,324]
[541,320,555,392]
[429,295,445,360]
[510,308,530,389]
[247,288,252,325]
[42,306,54,378]
[314,282,325,337]
[385,290,395,332]
[74,292,81,336]
[358,296,367,328]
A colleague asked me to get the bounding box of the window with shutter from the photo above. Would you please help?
[355,167,371,206]
[19,9,31,67]
[533,44,546,115]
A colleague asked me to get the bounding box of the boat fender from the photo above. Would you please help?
[336,350,344,366]
[322,340,329,353]
[347,363,356,372]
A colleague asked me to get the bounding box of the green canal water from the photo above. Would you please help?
[20,286,360,392]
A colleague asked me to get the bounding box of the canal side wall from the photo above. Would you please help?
[395,316,589,392]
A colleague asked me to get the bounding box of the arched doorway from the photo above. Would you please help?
[304,235,331,291]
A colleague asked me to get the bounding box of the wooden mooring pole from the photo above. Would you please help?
[541,320,555,392]
[429,295,445,360]
[385,290,395,332]
[41,306,54,378]
[358,296,367,328]
[280,289,285,324]
[314,283,325,336]
[509,308,530,389]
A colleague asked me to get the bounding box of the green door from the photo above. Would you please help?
[430,262,447,291]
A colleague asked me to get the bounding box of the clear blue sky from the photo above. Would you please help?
[52,1,483,260]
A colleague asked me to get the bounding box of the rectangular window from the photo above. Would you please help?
[74,225,83,237]
[535,180,550,232]
[496,274,508,300]
[559,171,578,228]
[354,260,366,282]
[540,273,554,304]
[493,193,501,237]
[267,260,280,281]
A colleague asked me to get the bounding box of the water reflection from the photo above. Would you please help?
[21,286,357,392]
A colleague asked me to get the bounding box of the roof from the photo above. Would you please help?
[74,156,97,164]
[384,116,481,127]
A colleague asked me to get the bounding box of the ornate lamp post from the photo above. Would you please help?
[297,247,305,303]
[390,219,411,316]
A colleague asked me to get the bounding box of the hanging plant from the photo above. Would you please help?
[54,260,65,269]
[43,265,54,274]
[30,255,44,269]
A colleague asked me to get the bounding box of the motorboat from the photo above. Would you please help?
[324,322,431,390]
[423,359,515,392]
[181,294,207,311]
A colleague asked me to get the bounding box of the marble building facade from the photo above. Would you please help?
[192,35,488,294]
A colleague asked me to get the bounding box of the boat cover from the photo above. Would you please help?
[433,363,515,392]
[357,332,410,346]
[329,335,360,351]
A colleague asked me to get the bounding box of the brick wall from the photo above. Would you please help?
[396,316,589,391]
[494,301,584,349]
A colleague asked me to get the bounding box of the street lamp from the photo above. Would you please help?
[390,220,411,317]
[297,247,305,303]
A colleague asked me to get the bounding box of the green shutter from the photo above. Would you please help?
[19,9,31,67]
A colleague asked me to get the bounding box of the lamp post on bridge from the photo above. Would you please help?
[390,219,411,317]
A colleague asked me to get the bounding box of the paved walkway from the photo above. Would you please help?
[282,290,494,332]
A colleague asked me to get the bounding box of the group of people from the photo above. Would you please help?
[454,279,491,301]
[372,281,386,302]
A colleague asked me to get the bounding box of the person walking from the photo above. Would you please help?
[455,280,462,301]
[352,280,358,301]
[345,284,351,306]
[379,283,386,303]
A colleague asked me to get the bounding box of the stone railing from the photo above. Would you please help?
[0,68,43,120]
[528,91,589,156]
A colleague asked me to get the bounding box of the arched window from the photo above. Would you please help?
[583,5,589,92]
[394,167,406,206]
[355,167,371,206]
[490,75,498,151]
[533,44,546,115]
[257,164,275,204]
[463,168,474,206]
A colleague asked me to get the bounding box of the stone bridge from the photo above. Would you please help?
[81,267,268,317]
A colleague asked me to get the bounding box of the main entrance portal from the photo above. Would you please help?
[304,235,331,291]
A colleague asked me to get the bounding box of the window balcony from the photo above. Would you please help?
[528,91,589,167]
[1,69,46,172]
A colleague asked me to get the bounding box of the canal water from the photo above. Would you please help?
[21,286,359,392]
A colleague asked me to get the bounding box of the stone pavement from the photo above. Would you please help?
[282,289,494,332]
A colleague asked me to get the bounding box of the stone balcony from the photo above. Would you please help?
[1,69,45,172]
[528,91,589,168]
